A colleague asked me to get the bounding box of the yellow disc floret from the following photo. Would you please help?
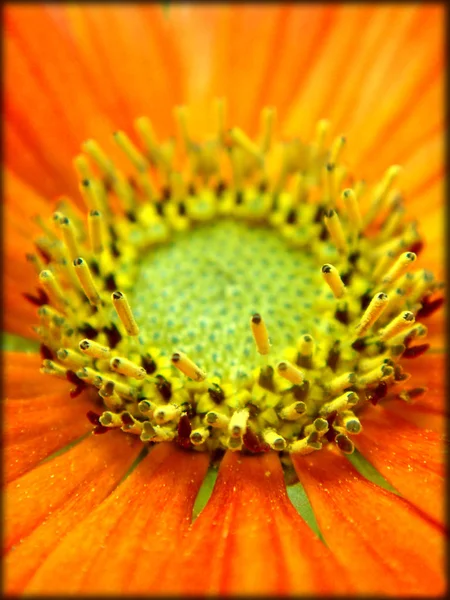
[26,101,443,467]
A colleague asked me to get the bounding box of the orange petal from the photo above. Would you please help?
[292,447,445,595]
[382,352,445,432]
[4,379,94,482]
[4,431,141,594]
[4,352,68,399]
[25,442,208,594]
[354,405,445,525]
[155,450,351,595]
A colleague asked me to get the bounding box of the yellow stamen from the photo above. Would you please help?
[381,252,416,285]
[113,130,148,172]
[110,356,146,380]
[379,311,415,341]
[111,291,139,336]
[280,401,306,420]
[228,408,250,438]
[73,258,102,306]
[277,361,305,385]
[81,139,116,180]
[79,339,111,359]
[321,264,346,299]
[39,270,67,311]
[171,351,206,381]
[88,209,104,255]
[355,292,389,337]
[323,209,348,254]
[250,313,271,355]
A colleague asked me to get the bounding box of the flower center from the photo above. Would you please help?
[130,219,327,381]
[26,102,442,468]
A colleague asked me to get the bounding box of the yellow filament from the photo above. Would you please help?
[263,429,286,451]
[250,313,271,355]
[228,408,250,437]
[355,293,389,337]
[373,251,395,282]
[190,427,210,445]
[214,97,227,143]
[88,210,104,255]
[113,130,148,172]
[329,135,346,165]
[259,107,276,153]
[229,127,263,162]
[171,351,206,381]
[73,154,93,181]
[81,139,116,179]
[382,252,416,285]
[327,372,357,395]
[73,258,102,306]
[174,106,191,151]
[342,188,362,233]
[153,404,181,424]
[59,217,80,262]
[323,210,348,254]
[321,264,346,299]
[134,116,159,159]
[358,364,393,386]
[320,391,358,416]
[205,411,230,428]
[111,291,139,336]
[379,311,415,341]
[79,179,101,212]
[277,361,304,385]
[79,339,111,359]
[298,334,315,358]
[280,401,306,420]
[110,356,146,380]
[56,348,88,368]
[39,270,67,311]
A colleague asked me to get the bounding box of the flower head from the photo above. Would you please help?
[4,3,445,596]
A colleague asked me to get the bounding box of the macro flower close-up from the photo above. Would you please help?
[3,2,446,596]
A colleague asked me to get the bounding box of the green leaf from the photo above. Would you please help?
[346,448,400,495]
[287,481,326,543]
[191,466,218,522]
[2,332,40,353]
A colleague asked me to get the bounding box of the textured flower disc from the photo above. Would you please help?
[27,102,443,473]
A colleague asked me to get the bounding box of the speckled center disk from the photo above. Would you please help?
[130,219,332,380]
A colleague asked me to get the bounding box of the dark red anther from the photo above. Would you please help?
[325,410,338,442]
[93,424,110,434]
[66,369,84,386]
[121,413,134,426]
[23,287,49,307]
[243,428,271,453]
[35,245,51,264]
[406,387,427,399]
[66,370,87,398]
[40,344,53,360]
[86,410,101,426]
[176,414,192,449]
[402,344,430,359]
[128,176,138,190]
[70,384,85,399]
[141,356,157,375]
[367,380,388,405]
[156,375,172,401]
[326,341,340,372]
[408,240,423,256]
[215,180,227,197]
[416,297,444,319]
[103,323,122,349]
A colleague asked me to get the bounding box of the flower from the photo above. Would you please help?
[4,3,445,596]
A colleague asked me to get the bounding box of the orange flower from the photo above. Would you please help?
[3,3,445,596]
